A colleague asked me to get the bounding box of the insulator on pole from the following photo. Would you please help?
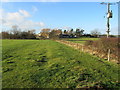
[100,2,116,38]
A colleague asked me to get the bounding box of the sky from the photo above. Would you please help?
[0,0,119,35]
[1,0,120,2]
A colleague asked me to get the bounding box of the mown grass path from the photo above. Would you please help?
[2,40,119,88]
[65,37,99,44]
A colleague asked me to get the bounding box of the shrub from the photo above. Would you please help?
[85,37,119,61]
[85,40,94,46]
[94,38,119,54]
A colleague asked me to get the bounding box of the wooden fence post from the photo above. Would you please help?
[91,47,93,55]
[108,49,110,61]
[78,44,79,49]
[82,45,83,52]
[79,45,80,51]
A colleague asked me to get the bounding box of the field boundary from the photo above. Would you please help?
[55,40,118,64]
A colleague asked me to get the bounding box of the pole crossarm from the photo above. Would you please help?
[100,2,116,38]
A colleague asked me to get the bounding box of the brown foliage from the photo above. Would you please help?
[85,37,119,61]
[85,40,94,46]
[41,28,51,33]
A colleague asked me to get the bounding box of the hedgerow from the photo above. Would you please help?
[85,37,119,62]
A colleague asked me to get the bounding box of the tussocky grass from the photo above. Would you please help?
[2,39,119,88]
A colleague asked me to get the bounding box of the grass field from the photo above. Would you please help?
[66,37,99,44]
[2,39,119,88]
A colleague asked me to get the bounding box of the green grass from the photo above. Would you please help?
[66,37,99,44]
[2,39,119,88]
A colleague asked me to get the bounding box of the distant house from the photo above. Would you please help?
[37,32,50,39]
[56,30,62,36]
[59,34,76,38]
[83,34,93,37]
[59,34,70,38]
[42,32,49,38]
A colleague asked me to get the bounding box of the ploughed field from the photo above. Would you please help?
[2,40,119,88]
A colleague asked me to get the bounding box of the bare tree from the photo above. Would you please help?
[40,28,51,39]
[91,29,101,37]
[75,28,84,37]
[49,29,62,39]
[68,28,73,35]
[1,31,9,39]
[64,30,67,34]
[28,29,36,34]
[41,28,50,33]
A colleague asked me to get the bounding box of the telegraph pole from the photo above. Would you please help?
[107,3,110,38]
[101,2,117,61]
[101,2,116,38]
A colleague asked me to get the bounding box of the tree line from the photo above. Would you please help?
[39,28,85,39]
[38,28,104,39]
[1,25,115,39]
[0,25,36,39]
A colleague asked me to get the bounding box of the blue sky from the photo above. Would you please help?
[1,1,119,35]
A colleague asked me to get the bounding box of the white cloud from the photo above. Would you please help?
[62,26,72,30]
[18,20,45,30]
[0,8,4,14]
[1,9,30,24]
[7,12,24,22]
[1,0,9,2]
[0,8,5,24]
[0,8,4,18]
[1,9,45,30]
[19,10,31,17]
[32,6,38,12]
